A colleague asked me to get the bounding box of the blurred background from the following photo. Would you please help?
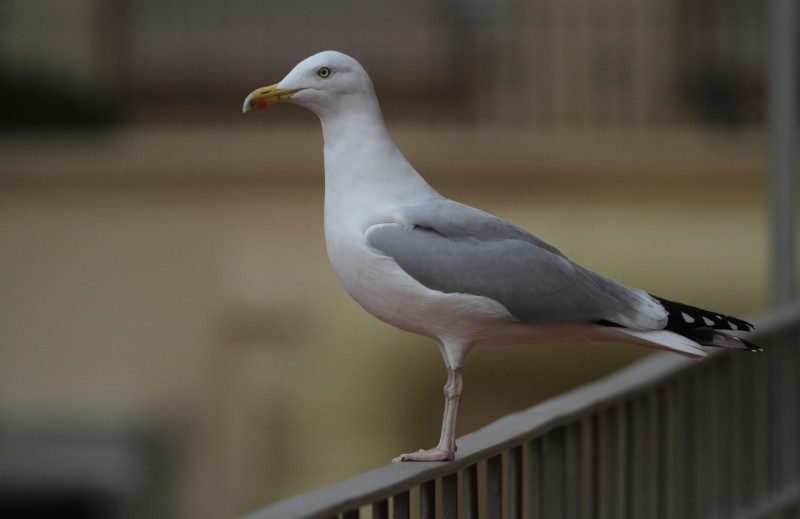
[0,0,782,517]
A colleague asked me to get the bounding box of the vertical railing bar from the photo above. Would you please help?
[706,362,719,507]
[787,326,800,485]
[579,416,594,519]
[677,375,691,518]
[715,360,738,517]
[664,378,679,519]
[649,388,661,519]
[597,409,613,519]
[713,359,731,518]
[748,345,760,506]
[777,329,792,488]
[393,490,410,519]
[731,351,749,509]
[420,480,436,519]
[543,428,566,519]
[341,509,359,519]
[442,472,458,519]
[501,453,508,519]
[372,498,389,519]
[794,322,800,481]
[487,454,502,519]
[769,331,784,493]
[781,327,792,488]
[528,438,543,519]
[614,404,627,519]
[436,478,443,519]
[730,354,742,510]
[462,464,479,519]
[507,446,523,519]
[521,442,529,519]
[692,368,708,519]
[754,341,769,503]
[631,396,646,518]
[768,333,778,493]
[764,336,776,497]
[565,423,579,519]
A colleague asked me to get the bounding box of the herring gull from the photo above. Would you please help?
[243,51,760,462]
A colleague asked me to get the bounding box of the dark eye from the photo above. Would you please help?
[317,66,331,78]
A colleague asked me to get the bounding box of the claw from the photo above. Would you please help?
[392,447,454,463]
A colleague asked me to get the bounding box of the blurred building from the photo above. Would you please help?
[1,0,766,127]
[0,1,772,518]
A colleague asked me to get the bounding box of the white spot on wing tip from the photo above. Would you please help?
[702,316,714,326]
[729,322,738,330]
[681,312,695,324]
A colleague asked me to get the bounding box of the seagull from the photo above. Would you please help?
[243,51,760,462]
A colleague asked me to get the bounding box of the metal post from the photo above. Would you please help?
[768,0,798,306]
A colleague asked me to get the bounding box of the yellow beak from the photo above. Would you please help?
[242,84,299,113]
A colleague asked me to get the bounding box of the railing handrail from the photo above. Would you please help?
[243,303,800,519]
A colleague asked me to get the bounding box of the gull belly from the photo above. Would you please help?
[324,214,515,360]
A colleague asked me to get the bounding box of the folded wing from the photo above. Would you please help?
[366,200,667,330]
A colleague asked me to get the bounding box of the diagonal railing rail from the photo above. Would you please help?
[244,303,800,519]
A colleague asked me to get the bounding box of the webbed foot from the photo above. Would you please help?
[392,447,454,462]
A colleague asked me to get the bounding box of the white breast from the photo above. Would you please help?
[324,216,515,345]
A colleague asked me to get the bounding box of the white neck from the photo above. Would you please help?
[318,96,439,214]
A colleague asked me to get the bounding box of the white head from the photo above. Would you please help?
[242,51,378,118]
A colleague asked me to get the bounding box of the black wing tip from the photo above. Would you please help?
[677,328,764,352]
[650,294,755,333]
[740,337,764,352]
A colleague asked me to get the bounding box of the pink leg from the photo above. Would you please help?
[392,368,463,462]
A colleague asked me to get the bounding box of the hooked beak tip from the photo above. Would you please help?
[242,96,269,114]
[242,84,298,114]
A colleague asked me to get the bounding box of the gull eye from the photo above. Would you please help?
[317,66,331,78]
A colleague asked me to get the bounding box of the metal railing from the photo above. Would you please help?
[243,303,800,519]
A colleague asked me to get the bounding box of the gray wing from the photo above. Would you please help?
[396,199,567,257]
[367,199,666,329]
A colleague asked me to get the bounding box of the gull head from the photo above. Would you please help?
[242,51,376,116]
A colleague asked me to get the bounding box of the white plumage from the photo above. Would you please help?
[243,51,759,462]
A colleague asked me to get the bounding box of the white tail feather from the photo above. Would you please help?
[708,331,753,350]
[612,329,708,359]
